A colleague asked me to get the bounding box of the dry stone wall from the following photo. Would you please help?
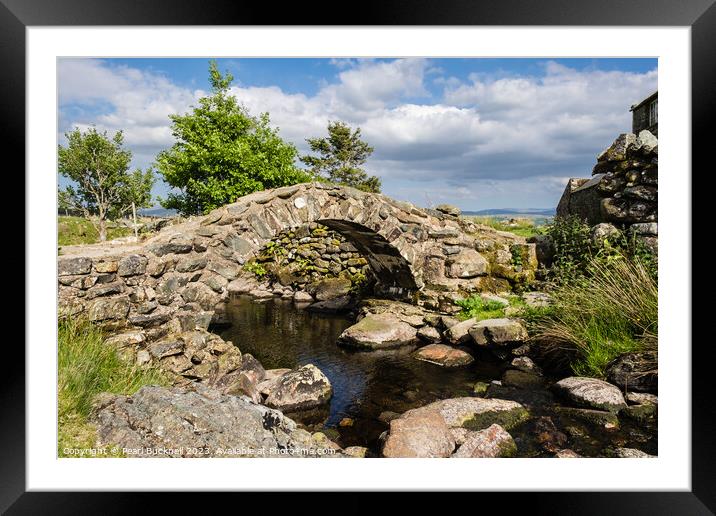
[557,131,658,245]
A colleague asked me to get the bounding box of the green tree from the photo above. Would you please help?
[112,168,156,239]
[58,127,143,242]
[301,121,381,193]
[156,60,312,216]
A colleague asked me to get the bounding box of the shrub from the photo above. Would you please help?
[545,215,658,284]
[58,317,168,456]
[532,254,657,377]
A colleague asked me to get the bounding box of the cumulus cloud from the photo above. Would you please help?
[58,58,657,208]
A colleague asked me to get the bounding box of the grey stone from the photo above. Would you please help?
[264,364,333,412]
[451,424,516,458]
[58,257,92,276]
[117,254,148,277]
[338,312,419,350]
[553,377,627,412]
[469,318,528,346]
[92,385,340,457]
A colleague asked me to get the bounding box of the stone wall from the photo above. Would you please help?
[556,130,658,245]
[250,222,374,292]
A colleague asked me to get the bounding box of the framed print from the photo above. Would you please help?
[5,0,713,512]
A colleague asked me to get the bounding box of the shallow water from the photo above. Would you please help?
[219,296,657,456]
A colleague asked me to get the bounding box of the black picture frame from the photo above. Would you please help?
[5,0,710,512]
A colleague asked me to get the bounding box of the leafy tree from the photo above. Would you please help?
[58,127,148,242]
[301,121,381,193]
[156,60,312,216]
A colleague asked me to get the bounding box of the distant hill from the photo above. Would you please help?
[138,207,178,218]
[463,208,556,217]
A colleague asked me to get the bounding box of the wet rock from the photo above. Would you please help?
[338,313,419,350]
[310,277,352,301]
[444,317,477,345]
[249,288,274,300]
[416,325,442,343]
[553,377,627,412]
[511,356,541,374]
[404,397,529,431]
[382,409,455,458]
[531,416,568,453]
[293,291,314,303]
[452,424,516,458]
[264,364,333,412]
[605,353,657,393]
[378,411,401,423]
[469,318,528,347]
[307,295,355,313]
[625,392,657,406]
[501,369,544,389]
[413,344,474,367]
[473,382,490,396]
[92,384,337,457]
[555,407,620,428]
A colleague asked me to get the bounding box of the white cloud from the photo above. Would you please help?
[58,58,657,208]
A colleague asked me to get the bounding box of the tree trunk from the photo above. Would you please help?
[132,202,138,240]
[98,216,107,242]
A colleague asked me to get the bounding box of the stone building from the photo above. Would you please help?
[630,91,658,136]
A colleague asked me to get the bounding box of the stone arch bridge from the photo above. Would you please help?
[59,182,536,326]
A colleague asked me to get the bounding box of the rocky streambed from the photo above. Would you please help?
[89,281,657,459]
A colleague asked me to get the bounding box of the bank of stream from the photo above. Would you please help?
[219,296,656,457]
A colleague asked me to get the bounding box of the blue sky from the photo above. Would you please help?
[58,57,657,210]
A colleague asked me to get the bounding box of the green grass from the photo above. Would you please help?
[58,316,169,457]
[58,216,133,246]
[455,295,530,321]
[532,254,657,377]
[468,216,546,238]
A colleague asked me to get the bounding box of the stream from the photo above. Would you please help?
[219,296,657,457]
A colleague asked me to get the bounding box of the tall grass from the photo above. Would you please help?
[58,316,168,456]
[533,254,657,377]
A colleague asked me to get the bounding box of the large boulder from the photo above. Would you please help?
[338,312,419,350]
[444,318,477,345]
[468,318,528,347]
[605,352,657,393]
[451,424,517,458]
[553,377,627,412]
[263,364,333,412]
[403,397,529,431]
[92,385,340,457]
[309,277,352,301]
[382,409,455,458]
[413,344,474,367]
[445,249,489,279]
